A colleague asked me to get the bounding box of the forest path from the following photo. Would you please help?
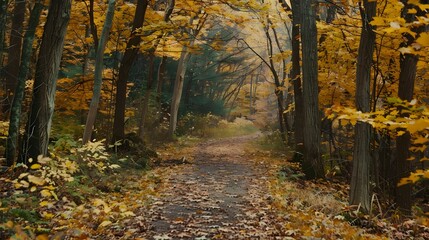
[137,134,288,239]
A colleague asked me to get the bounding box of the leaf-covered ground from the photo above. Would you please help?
[2,133,428,239]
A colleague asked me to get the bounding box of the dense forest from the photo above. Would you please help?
[0,0,428,238]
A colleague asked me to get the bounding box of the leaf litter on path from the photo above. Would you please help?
[118,134,387,239]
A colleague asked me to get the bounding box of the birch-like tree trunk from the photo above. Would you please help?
[83,0,116,144]
[168,45,191,136]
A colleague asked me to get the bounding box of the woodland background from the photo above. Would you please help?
[0,0,428,238]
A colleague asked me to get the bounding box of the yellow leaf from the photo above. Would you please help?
[31,164,42,170]
[18,173,29,179]
[121,211,135,217]
[370,17,385,26]
[36,234,49,240]
[98,220,112,228]
[408,8,417,14]
[41,212,54,219]
[30,186,37,192]
[28,175,45,186]
[416,32,429,47]
[39,201,51,207]
[407,119,429,134]
[51,191,59,201]
[93,198,107,207]
[19,180,30,188]
[40,189,52,198]
[397,130,406,136]
[414,137,428,144]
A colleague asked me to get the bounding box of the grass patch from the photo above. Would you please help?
[255,130,288,153]
[203,118,259,138]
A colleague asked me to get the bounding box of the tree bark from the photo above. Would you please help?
[395,53,417,213]
[83,0,116,144]
[350,0,376,213]
[290,0,304,161]
[168,11,207,137]
[0,0,8,108]
[112,0,149,143]
[5,0,43,166]
[21,0,71,162]
[168,45,191,136]
[138,0,175,139]
[3,0,26,115]
[138,53,155,139]
[301,0,324,179]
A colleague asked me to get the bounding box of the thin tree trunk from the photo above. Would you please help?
[168,46,190,136]
[301,0,324,179]
[3,0,26,115]
[83,0,116,144]
[350,0,376,213]
[156,55,167,108]
[21,0,71,162]
[112,0,149,143]
[290,0,304,161]
[395,54,417,213]
[139,0,175,139]
[5,0,43,166]
[89,0,99,50]
[138,53,155,139]
[0,0,8,115]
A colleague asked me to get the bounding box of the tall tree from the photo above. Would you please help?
[288,0,304,161]
[349,0,377,213]
[138,0,175,139]
[21,0,71,162]
[0,0,7,87]
[394,0,427,215]
[168,11,207,137]
[5,0,43,166]
[3,0,26,115]
[112,0,149,143]
[82,0,116,144]
[300,0,324,178]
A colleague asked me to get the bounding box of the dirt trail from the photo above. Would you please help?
[138,134,287,239]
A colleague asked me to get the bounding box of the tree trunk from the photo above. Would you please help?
[168,46,190,136]
[350,0,376,213]
[138,53,155,139]
[82,0,116,144]
[3,0,26,115]
[301,0,324,179]
[0,0,7,67]
[112,0,149,143]
[21,0,71,163]
[156,55,167,109]
[139,0,175,139]
[395,52,418,216]
[290,0,304,161]
[5,0,43,166]
[0,0,8,114]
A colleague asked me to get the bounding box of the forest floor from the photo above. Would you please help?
[2,132,429,239]
[91,133,405,239]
